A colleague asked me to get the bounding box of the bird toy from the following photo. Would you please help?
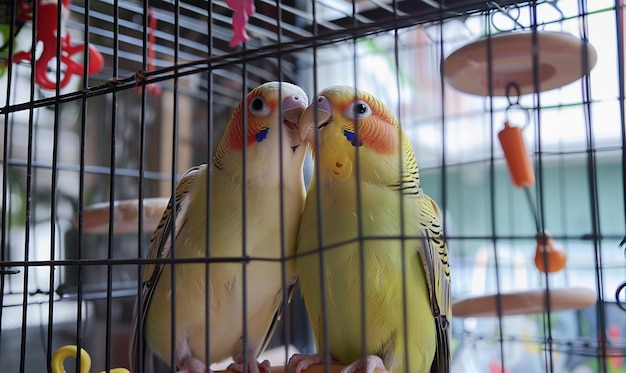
[10,0,104,90]
[51,345,129,373]
[225,0,255,48]
[498,83,567,273]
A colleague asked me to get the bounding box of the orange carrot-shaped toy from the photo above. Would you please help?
[498,121,535,188]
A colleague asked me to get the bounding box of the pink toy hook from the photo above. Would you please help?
[225,0,255,48]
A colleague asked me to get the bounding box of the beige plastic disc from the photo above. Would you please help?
[443,31,597,96]
[452,287,596,317]
[75,197,169,234]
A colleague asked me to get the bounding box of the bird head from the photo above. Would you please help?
[214,81,308,171]
[299,85,415,184]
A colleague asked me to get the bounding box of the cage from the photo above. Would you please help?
[0,0,625,372]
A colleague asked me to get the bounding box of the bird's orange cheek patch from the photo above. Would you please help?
[225,114,264,150]
[360,121,399,154]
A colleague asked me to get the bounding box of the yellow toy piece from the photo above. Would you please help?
[51,345,130,373]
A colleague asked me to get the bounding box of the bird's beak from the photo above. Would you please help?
[282,94,308,151]
[282,94,307,127]
[299,95,332,144]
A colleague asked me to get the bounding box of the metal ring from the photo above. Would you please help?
[504,82,530,129]
[505,103,530,129]
[617,281,626,312]
[505,82,521,106]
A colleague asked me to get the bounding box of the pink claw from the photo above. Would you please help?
[176,355,207,373]
[227,354,270,373]
[288,353,326,373]
[340,355,386,373]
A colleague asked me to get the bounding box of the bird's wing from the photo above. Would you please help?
[416,195,451,373]
[129,165,204,371]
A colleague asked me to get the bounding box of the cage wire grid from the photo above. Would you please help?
[0,0,625,372]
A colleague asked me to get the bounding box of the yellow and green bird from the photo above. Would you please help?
[289,85,451,373]
[129,81,309,373]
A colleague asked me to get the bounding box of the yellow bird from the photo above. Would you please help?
[130,82,309,373]
[289,86,451,373]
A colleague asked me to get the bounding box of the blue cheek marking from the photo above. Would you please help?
[255,128,269,142]
[343,130,363,147]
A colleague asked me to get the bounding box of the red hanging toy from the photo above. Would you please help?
[11,0,104,90]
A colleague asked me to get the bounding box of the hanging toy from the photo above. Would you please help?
[497,83,567,273]
[533,230,567,273]
[225,0,255,48]
[134,6,161,96]
[51,345,130,373]
[11,0,104,90]
[498,120,535,188]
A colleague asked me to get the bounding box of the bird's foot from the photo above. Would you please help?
[176,355,207,373]
[228,352,271,373]
[288,353,342,373]
[340,355,386,373]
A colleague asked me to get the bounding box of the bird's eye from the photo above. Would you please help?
[344,100,372,120]
[249,96,271,116]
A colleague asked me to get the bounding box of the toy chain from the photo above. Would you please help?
[618,238,626,312]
